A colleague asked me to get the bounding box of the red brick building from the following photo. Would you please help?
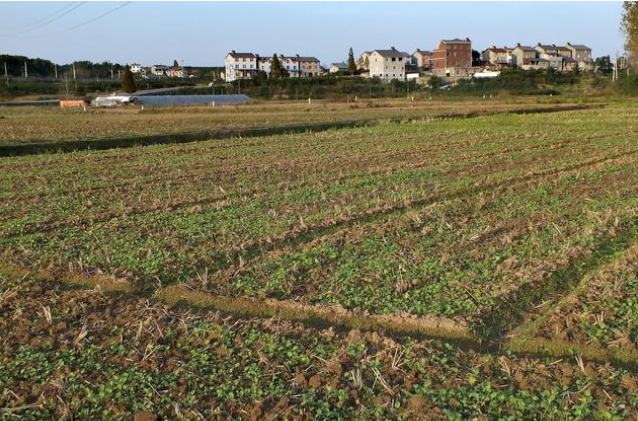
[431,38,472,70]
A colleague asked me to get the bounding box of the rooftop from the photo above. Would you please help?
[514,45,536,52]
[227,51,256,59]
[373,48,410,58]
[566,44,591,50]
[441,38,471,44]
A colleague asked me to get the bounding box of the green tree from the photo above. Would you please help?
[595,55,613,74]
[347,47,356,75]
[471,49,482,67]
[121,65,137,93]
[271,54,284,78]
[621,1,638,66]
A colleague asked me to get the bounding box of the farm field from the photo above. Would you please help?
[3,268,638,420]
[0,98,596,147]
[3,103,638,418]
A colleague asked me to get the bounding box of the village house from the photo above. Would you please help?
[431,38,472,73]
[224,51,259,82]
[411,49,433,70]
[295,56,321,77]
[130,63,143,74]
[167,66,186,78]
[263,56,296,76]
[511,44,538,67]
[150,65,169,76]
[328,62,349,73]
[565,43,593,69]
[224,52,321,81]
[481,46,513,67]
[520,57,550,71]
[534,44,565,70]
[367,47,410,82]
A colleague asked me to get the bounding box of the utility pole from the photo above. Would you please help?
[613,51,619,82]
[110,68,114,79]
[54,64,58,79]
[4,62,8,87]
[64,73,70,98]
[24,61,28,78]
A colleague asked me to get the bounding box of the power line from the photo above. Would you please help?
[2,2,87,36]
[1,2,78,32]
[38,2,132,37]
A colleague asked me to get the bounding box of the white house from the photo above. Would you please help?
[224,52,321,80]
[130,63,143,74]
[368,48,409,82]
[224,51,258,82]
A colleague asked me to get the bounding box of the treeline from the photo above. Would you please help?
[0,54,126,79]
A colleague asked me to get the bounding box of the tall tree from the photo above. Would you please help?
[471,50,482,67]
[271,54,283,78]
[595,55,613,74]
[121,65,137,93]
[347,47,356,75]
[173,59,179,67]
[621,1,638,66]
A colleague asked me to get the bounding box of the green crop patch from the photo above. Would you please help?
[3,270,638,420]
[510,242,638,364]
[2,107,638,337]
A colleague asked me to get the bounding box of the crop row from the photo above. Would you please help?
[216,159,638,328]
[2,268,638,420]
[513,242,638,359]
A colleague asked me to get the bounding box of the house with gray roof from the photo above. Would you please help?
[328,62,349,73]
[367,47,410,81]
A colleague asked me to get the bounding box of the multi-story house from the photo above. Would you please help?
[565,43,593,70]
[224,51,258,82]
[225,52,321,80]
[150,65,169,76]
[258,55,298,76]
[367,48,409,81]
[534,44,564,70]
[295,55,321,77]
[411,49,433,69]
[511,44,538,67]
[482,46,513,67]
[130,63,143,74]
[167,66,186,78]
[431,38,472,70]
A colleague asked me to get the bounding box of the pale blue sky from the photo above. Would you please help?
[0,1,626,66]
